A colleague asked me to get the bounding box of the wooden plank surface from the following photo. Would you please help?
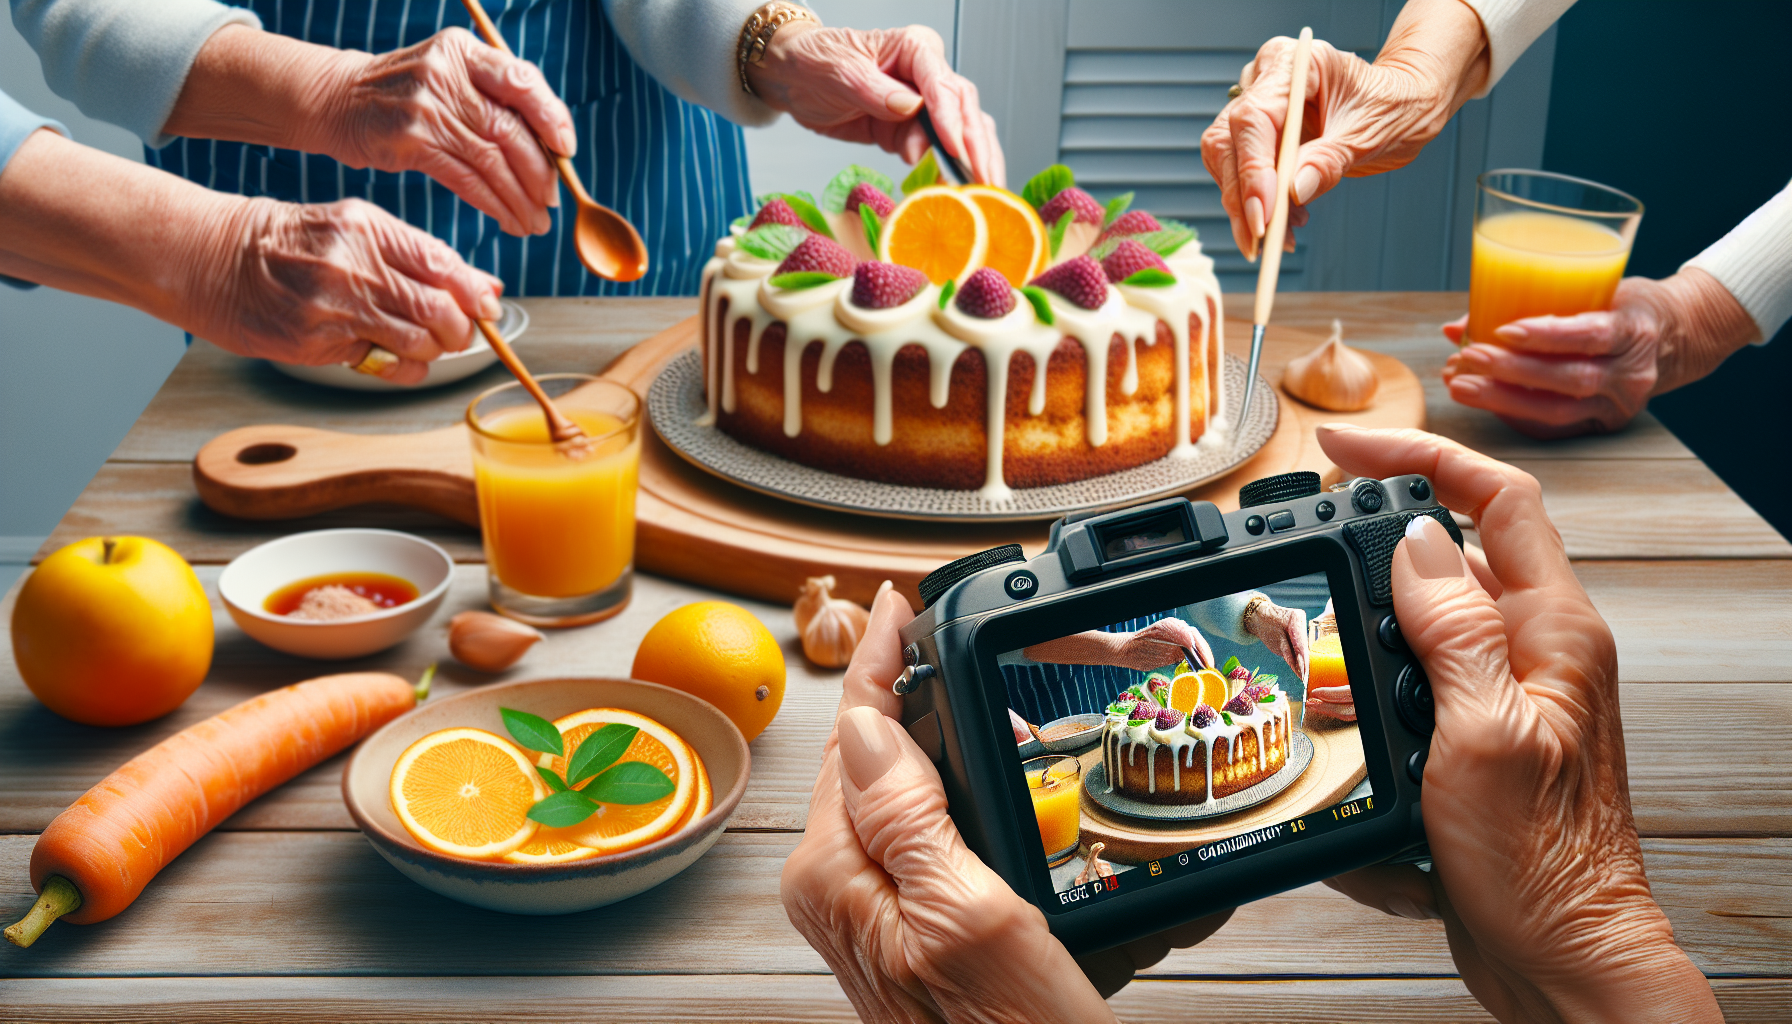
[1,832,1784,979]
[3,564,1788,836]
[4,976,1789,1024]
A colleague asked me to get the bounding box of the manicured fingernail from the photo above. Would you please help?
[1494,324,1527,342]
[874,579,894,604]
[1451,375,1483,399]
[1244,196,1265,239]
[558,126,577,155]
[1387,895,1430,921]
[479,294,503,320]
[1319,421,1361,433]
[888,91,923,117]
[1404,517,1464,580]
[1293,165,1321,205]
[838,707,899,791]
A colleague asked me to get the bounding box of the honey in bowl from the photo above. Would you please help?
[265,572,419,621]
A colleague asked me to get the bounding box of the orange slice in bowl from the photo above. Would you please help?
[1170,669,1231,715]
[503,825,600,865]
[669,748,713,835]
[390,727,545,860]
[538,708,695,856]
[963,186,1047,287]
[879,186,988,285]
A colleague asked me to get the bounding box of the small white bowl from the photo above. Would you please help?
[271,300,529,391]
[219,529,453,659]
[343,677,750,915]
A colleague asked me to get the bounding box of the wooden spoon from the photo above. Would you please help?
[1235,25,1314,434]
[474,319,586,447]
[459,0,648,283]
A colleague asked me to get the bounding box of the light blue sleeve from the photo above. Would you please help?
[9,0,261,148]
[0,86,68,290]
[1188,591,1259,647]
[602,0,782,128]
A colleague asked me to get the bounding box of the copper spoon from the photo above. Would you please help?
[459,0,648,283]
[475,319,587,447]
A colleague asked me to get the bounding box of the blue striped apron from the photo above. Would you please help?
[148,0,754,296]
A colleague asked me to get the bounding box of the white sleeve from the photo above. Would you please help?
[1457,0,1577,97]
[601,0,785,128]
[1685,178,1792,345]
[9,0,262,148]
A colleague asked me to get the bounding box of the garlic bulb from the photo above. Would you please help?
[1281,319,1378,411]
[1075,842,1115,885]
[794,576,870,668]
[448,610,544,672]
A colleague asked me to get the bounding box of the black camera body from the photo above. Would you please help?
[894,471,1459,954]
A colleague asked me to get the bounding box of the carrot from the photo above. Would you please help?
[4,669,430,947]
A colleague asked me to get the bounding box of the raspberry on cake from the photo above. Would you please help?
[1038,186,1104,227]
[1100,210,1164,240]
[1102,240,1172,284]
[697,163,1228,498]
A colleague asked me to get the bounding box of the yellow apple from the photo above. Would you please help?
[11,536,213,726]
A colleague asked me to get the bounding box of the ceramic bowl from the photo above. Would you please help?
[1038,713,1106,753]
[218,529,453,659]
[271,300,529,391]
[342,676,750,915]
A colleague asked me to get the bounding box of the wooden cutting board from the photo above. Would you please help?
[193,315,1424,606]
[1071,719,1368,865]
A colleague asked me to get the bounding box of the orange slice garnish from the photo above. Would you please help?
[390,727,545,860]
[670,747,713,835]
[963,185,1047,287]
[538,708,695,856]
[878,186,988,285]
[1170,669,1231,715]
[502,825,600,865]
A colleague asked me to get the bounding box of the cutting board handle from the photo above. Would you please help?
[192,423,478,525]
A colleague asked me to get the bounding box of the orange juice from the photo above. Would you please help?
[471,406,639,600]
[1466,210,1630,345]
[1308,632,1347,692]
[1027,759,1082,857]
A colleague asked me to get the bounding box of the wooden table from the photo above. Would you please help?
[3,294,1788,1022]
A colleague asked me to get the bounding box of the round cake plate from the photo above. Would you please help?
[647,348,1280,523]
[1081,730,1315,823]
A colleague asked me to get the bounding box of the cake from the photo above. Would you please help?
[696,162,1228,501]
[1099,671,1293,806]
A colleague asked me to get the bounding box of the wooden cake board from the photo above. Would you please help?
[1071,719,1368,865]
[194,316,1424,607]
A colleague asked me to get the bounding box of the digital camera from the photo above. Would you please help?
[893,471,1459,954]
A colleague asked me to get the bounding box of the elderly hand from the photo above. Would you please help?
[1441,268,1760,438]
[1121,617,1215,672]
[746,23,1004,187]
[781,586,1231,1017]
[172,25,574,239]
[1312,425,1721,1023]
[186,197,502,384]
[1242,597,1308,684]
[1200,0,1488,257]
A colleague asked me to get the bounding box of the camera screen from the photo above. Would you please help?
[997,570,1378,911]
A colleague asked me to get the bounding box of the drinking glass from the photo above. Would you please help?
[467,374,640,626]
[1466,169,1644,346]
[1024,754,1083,866]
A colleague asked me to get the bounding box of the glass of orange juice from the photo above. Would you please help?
[1466,169,1643,346]
[467,374,641,626]
[1024,755,1083,866]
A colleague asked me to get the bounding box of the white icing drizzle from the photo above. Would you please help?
[1101,691,1291,805]
[698,237,1226,494]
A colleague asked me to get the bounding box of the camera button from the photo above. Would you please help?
[1395,663,1434,734]
[1315,500,1336,521]
[1407,747,1429,784]
[1409,478,1432,501]
[1378,614,1405,651]
[1266,509,1297,532]
[1004,570,1039,600]
[1245,515,1266,535]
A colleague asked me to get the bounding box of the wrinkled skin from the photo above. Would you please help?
[748,24,1004,188]
[1441,269,1761,438]
[780,584,1231,1021]
[1317,425,1721,1023]
[186,197,501,384]
[1024,618,1214,674]
[1242,597,1309,688]
[312,27,575,238]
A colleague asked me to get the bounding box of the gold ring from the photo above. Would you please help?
[1227,84,1243,99]
[349,345,400,376]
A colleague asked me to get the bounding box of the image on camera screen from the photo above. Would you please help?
[998,571,1377,907]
